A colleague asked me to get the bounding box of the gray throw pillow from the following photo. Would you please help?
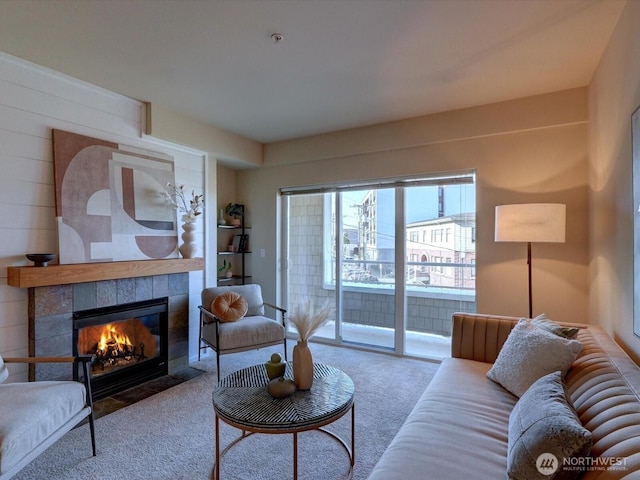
[486,318,582,397]
[508,371,592,480]
[532,313,579,339]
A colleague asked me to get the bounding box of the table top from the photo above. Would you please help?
[213,363,355,432]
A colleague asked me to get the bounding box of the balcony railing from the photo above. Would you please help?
[307,258,478,338]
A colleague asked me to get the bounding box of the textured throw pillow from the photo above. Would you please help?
[508,371,592,480]
[212,292,249,323]
[532,313,579,339]
[486,318,582,397]
[0,354,8,383]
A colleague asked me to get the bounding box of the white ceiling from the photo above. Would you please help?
[0,0,626,143]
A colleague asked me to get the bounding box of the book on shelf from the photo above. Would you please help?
[232,234,249,253]
[238,234,249,253]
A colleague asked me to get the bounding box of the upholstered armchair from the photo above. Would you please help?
[198,284,287,380]
[0,355,96,480]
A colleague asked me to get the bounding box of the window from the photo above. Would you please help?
[281,170,476,356]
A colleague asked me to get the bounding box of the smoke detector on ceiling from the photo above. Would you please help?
[271,33,284,44]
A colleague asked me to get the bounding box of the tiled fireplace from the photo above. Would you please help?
[7,258,204,398]
[29,273,189,391]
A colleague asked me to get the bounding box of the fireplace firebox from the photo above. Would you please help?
[73,297,169,399]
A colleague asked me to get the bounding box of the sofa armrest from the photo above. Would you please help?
[451,313,519,363]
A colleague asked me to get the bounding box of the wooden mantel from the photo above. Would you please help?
[7,258,205,288]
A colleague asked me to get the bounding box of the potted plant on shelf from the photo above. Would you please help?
[218,259,233,278]
[225,203,244,227]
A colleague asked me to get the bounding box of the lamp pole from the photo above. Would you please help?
[527,241,532,318]
[494,203,566,320]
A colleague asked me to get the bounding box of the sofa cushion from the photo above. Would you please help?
[212,292,248,323]
[508,371,592,480]
[487,318,582,397]
[532,313,579,339]
[201,315,285,351]
[368,358,515,480]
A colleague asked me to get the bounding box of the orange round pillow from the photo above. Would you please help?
[212,292,248,323]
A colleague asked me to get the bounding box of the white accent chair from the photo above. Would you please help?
[0,355,96,480]
[198,284,287,380]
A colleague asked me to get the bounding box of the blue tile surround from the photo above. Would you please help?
[28,273,190,381]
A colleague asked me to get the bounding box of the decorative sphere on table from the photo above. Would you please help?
[267,377,296,399]
[265,352,286,380]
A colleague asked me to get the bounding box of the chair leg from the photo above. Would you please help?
[216,351,221,382]
[80,359,97,456]
[198,311,203,361]
[88,411,97,457]
[284,337,288,362]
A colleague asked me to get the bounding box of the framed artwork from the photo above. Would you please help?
[52,129,179,264]
[633,107,640,336]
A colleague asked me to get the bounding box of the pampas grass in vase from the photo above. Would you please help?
[289,298,333,390]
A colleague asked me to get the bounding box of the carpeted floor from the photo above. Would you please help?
[14,343,440,480]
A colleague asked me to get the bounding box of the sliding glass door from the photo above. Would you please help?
[339,188,396,349]
[282,172,476,358]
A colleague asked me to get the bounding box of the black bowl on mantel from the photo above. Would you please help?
[26,253,56,267]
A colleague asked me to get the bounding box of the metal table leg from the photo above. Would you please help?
[293,431,298,479]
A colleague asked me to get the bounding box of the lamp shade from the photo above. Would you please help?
[495,203,566,243]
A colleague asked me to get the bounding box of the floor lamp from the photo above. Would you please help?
[494,203,566,318]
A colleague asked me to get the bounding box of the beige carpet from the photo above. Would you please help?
[14,342,440,480]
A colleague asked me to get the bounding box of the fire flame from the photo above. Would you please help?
[97,323,134,353]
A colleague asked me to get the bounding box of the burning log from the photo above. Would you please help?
[77,318,157,374]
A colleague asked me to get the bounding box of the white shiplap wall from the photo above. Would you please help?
[0,52,206,381]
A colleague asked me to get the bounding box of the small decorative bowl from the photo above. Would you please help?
[267,377,296,399]
[26,253,56,267]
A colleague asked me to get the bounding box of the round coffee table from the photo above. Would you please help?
[212,362,355,479]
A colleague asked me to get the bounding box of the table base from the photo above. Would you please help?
[213,403,355,480]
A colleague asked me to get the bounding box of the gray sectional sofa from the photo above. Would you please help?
[368,313,640,479]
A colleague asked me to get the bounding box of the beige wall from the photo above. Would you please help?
[217,164,238,213]
[588,0,640,361]
[148,103,262,167]
[240,89,590,322]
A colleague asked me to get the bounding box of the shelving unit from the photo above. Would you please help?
[217,206,251,285]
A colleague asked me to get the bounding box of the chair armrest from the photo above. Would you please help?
[263,302,286,327]
[198,305,220,324]
[263,302,286,314]
[3,355,93,364]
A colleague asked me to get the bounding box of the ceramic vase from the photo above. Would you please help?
[293,340,314,390]
[217,208,226,226]
[178,222,197,258]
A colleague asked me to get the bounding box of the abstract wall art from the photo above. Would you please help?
[52,129,179,264]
